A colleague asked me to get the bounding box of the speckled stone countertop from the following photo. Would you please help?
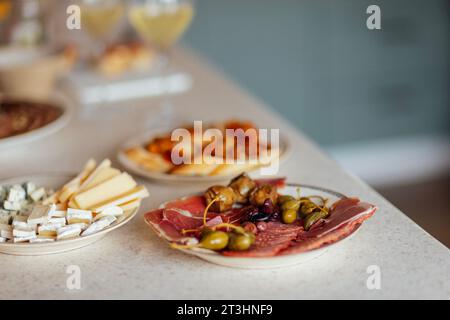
[0,48,449,300]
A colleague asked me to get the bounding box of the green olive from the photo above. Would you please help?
[278,195,295,205]
[199,231,229,250]
[227,233,255,251]
[281,199,301,211]
[300,202,316,215]
[303,211,329,230]
[282,209,298,224]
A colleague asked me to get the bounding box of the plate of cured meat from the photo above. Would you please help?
[144,174,377,268]
[118,120,291,183]
[0,91,72,149]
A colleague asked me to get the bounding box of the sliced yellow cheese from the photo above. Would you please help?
[92,185,149,213]
[74,173,137,210]
[77,159,112,193]
[118,198,141,212]
[42,190,61,205]
[79,167,120,193]
[58,159,97,203]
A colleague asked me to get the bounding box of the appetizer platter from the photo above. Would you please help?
[118,120,291,182]
[145,174,377,268]
[0,92,72,149]
[0,159,148,255]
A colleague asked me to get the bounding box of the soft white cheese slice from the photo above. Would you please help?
[93,206,123,222]
[82,216,116,237]
[27,204,55,226]
[13,234,37,243]
[30,235,55,243]
[48,217,66,225]
[67,208,92,224]
[56,225,82,240]
[13,228,36,238]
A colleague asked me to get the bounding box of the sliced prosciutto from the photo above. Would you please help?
[145,195,236,242]
[279,198,376,255]
[219,198,376,257]
[222,222,302,257]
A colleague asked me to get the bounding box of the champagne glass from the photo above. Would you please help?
[128,0,194,128]
[79,0,125,58]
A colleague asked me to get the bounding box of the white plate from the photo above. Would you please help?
[0,91,72,150]
[148,184,370,269]
[0,174,139,256]
[117,127,292,183]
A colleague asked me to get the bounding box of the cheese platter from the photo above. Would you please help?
[0,159,149,255]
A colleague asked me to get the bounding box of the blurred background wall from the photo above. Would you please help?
[181,0,450,245]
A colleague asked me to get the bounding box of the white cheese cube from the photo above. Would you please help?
[13,228,36,238]
[23,182,36,196]
[56,225,82,240]
[7,185,26,202]
[30,187,46,202]
[38,223,64,236]
[3,201,21,211]
[13,234,36,243]
[82,216,116,237]
[67,208,92,224]
[12,216,28,229]
[0,237,6,243]
[27,204,55,226]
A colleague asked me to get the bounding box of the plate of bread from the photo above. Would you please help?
[118,120,291,183]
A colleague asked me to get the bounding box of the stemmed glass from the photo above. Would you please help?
[78,0,126,59]
[127,0,195,128]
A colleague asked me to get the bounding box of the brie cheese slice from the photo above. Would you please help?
[82,215,116,237]
[56,225,82,240]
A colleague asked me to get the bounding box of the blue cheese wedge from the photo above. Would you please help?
[67,208,92,224]
[82,215,116,237]
[56,224,82,240]
[27,204,55,226]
